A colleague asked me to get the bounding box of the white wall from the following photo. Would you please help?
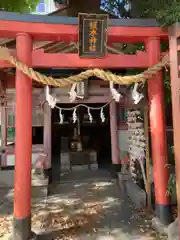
[6,153,42,166]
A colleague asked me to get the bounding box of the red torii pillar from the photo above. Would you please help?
[13,33,34,240]
[109,100,121,176]
[146,38,172,225]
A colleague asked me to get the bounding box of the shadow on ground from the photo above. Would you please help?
[0,170,167,240]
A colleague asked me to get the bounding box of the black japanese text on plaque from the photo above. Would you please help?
[78,13,108,58]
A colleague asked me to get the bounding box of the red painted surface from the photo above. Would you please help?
[0,20,167,42]
[0,51,149,69]
[14,33,32,219]
[43,102,52,169]
[169,28,180,233]
[146,38,169,205]
[109,101,120,164]
[32,51,149,69]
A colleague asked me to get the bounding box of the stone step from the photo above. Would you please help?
[0,186,48,201]
[117,173,146,209]
[0,170,48,188]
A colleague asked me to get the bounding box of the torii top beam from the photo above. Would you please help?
[0,11,167,42]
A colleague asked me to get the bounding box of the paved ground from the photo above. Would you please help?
[0,170,167,240]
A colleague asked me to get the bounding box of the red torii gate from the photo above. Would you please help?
[0,12,171,240]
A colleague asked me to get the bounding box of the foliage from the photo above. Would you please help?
[134,0,180,27]
[164,71,172,104]
[101,0,131,18]
[167,173,176,200]
[0,0,39,12]
[103,0,180,27]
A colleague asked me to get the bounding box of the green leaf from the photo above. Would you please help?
[106,0,180,27]
[0,0,39,12]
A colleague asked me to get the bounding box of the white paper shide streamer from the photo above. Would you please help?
[72,108,77,123]
[132,83,144,104]
[59,109,64,124]
[44,81,122,124]
[68,82,85,102]
[100,108,105,123]
[44,82,112,124]
[87,108,93,123]
[45,85,57,108]
[68,83,78,102]
[109,81,121,102]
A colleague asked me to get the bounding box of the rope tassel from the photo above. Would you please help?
[0,46,169,88]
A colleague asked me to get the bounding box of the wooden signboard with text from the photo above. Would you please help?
[78,13,108,58]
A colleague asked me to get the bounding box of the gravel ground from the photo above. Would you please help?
[0,171,167,240]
